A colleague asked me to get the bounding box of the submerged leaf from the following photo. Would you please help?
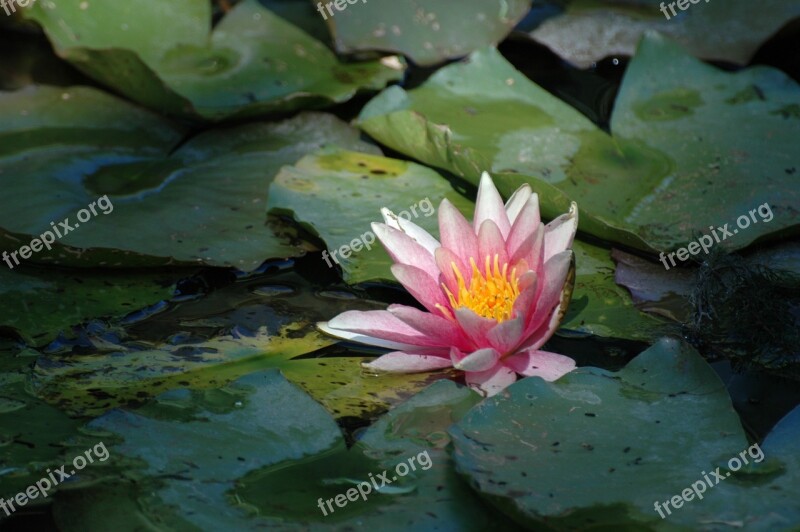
[528,0,800,68]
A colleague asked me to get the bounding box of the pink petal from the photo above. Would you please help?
[372,222,437,273]
[474,172,511,239]
[363,351,453,373]
[450,347,500,372]
[318,321,426,352]
[465,365,517,397]
[521,250,572,339]
[380,208,440,255]
[487,316,525,354]
[435,246,469,296]
[504,184,533,225]
[519,284,571,352]
[506,195,541,260]
[391,263,451,317]
[326,310,452,348]
[387,304,473,351]
[477,219,509,268]
[544,202,578,263]
[454,307,495,348]
[438,199,479,266]
[509,224,544,275]
[504,349,575,381]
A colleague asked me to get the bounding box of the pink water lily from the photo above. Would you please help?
[318,172,578,396]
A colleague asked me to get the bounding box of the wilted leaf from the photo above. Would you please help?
[528,0,800,68]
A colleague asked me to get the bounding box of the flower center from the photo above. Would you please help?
[443,255,520,322]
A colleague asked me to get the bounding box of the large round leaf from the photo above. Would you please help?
[0,85,378,270]
[449,338,800,529]
[267,148,475,284]
[358,35,800,253]
[26,0,404,120]
[52,374,514,530]
[327,0,529,66]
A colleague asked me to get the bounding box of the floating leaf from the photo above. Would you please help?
[450,338,800,529]
[29,266,443,420]
[0,85,378,270]
[26,0,404,120]
[563,241,669,341]
[268,148,474,283]
[358,35,800,253]
[31,323,333,416]
[0,355,85,497]
[528,0,800,68]
[53,375,510,530]
[326,0,529,66]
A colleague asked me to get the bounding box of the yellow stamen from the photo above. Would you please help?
[442,254,520,322]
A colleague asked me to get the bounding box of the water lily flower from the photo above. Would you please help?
[318,172,578,396]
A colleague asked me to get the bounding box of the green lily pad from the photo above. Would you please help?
[31,322,334,416]
[268,149,660,340]
[528,0,800,68]
[0,358,86,498]
[449,338,800,529]
[53,374,512,530]
[0,265,179,346]
[326,0,529,66]
[29,266,444,420]
[357,35,800,253]
[563,241,669,341]
[0,85,378,270]
[26,0,404,120]
[267,148,475,284]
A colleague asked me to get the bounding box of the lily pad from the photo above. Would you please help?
[326,0,530,66]
[357,35,800,253]
[268,149,661,340]
[563,241,669,341]
[26,0,404,120]
[53,374,512,530]
[449,338,800,529]
[267,148,475,284]
[528,0,800,68]
[29,266,443,420]
[0,364,86,498]
[31,323,334,416]
[0,85,378,270]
